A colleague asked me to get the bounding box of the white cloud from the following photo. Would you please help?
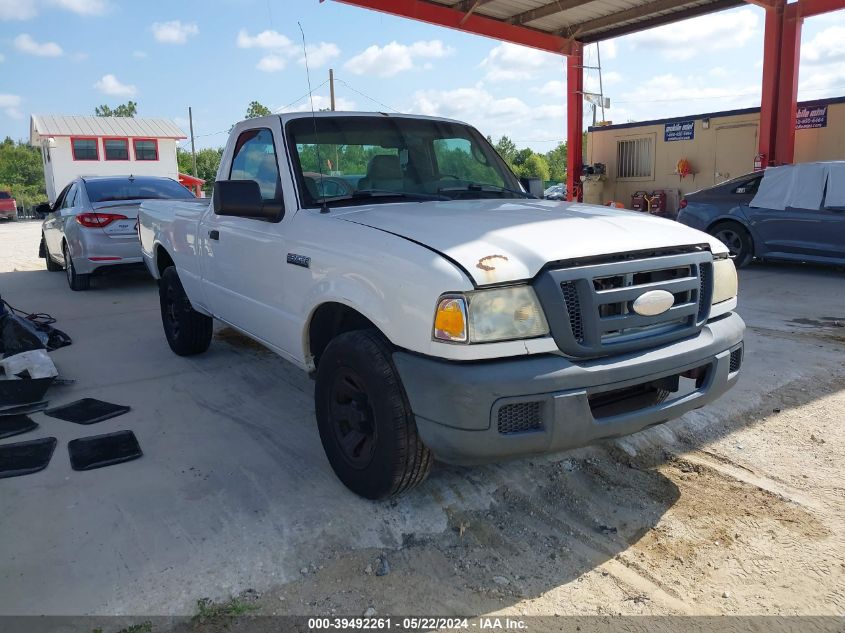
[257,54,286,72]
[0,93,23,118]
[280,94,356,112]
[236,29,294,51]
[302,42,340,68]
[586,40,617,61]
[803,26,845,65]
[535,79,564,97]
[14,33,63,56]
[0,0,37,20]
[94,73,137,96]
[480,42,563,81]
[133,50,147,59]
[151,20,198,44]
[344,40,453,78]
[51,0,108,15]
[627,8,759,60]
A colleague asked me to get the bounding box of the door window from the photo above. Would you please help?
[229,128,281,201]
[61,184,78,209]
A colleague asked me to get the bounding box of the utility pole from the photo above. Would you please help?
[188,106,197,178]
[596,43,606,124]
[329,68,336,111]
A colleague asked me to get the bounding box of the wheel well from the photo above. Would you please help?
[308,303,378,367]
[707,218,749,235]
[155,245,175,276]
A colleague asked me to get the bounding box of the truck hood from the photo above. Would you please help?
[335,199,727,285]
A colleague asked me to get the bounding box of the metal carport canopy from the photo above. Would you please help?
[329,0,746,199]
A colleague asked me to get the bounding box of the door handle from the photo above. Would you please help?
[209,230,219,241]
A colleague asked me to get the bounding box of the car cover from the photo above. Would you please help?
[751,161,845,211]
[0,300,72,358]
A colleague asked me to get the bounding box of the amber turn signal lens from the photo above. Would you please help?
[433,297,467,342]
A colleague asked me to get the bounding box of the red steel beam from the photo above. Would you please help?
[773,2,803,164]
[567,43,584,202]
[793,0,845,17]
[331,0,575,54]
[758,0,784,165]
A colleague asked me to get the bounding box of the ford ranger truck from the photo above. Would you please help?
[139,112,744,499]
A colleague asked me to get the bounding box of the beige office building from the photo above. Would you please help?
[586,96,845,212]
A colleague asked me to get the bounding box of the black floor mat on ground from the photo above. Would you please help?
[0,400,48,416]
[0,415,37,439]
[68,430,142,471]
[0,377,54,407]
[45,398,130,425]
[0,436,57,478]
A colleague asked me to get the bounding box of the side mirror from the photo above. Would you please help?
[35,202,52,219]
[213,180,283,221]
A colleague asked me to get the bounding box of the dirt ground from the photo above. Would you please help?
[1,219,843,625]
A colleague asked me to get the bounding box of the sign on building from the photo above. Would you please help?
[796,105,827,129]
[664,120,695,142]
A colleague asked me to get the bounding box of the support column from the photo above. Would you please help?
[566,43,583,202]
[773,3,803,165]
[758,1,784,167]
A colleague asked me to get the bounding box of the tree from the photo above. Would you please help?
[493,136,518,165]
[245,101,272,119]
[0,137,47,207]
[177,147,224,192]
[95,101,138,117]
[517,154,550,181]
[545,142,567,182]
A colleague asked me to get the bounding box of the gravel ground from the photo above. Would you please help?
[0,220,843,625]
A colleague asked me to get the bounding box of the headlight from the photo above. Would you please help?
[433,286,549,343]
[711,257,738,305]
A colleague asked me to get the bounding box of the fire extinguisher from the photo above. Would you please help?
[754,153,766,171]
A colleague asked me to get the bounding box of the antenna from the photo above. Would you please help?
[298,22,329,213]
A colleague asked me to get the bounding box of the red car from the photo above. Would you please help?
[0,191,17,221]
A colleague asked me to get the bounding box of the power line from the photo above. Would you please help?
[274,79,331,113]
[334,78,402,113]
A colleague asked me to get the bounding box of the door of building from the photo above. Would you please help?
[714,124,758,184]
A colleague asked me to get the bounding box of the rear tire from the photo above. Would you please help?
[159,266,213,356]
[709,221,754,268]
[315,329,432,499]
[63,243,90,290]
[43,236,62,271]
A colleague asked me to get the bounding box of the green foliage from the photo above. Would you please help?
[296,144,393,176]
[517,153,551,181]
[193,597,258,624]
[245,101,272,119]
[493,135,518,165]
[546,142,567,181]
[177,147,223,191]
[0,137,47,208]
[95,101,138,117]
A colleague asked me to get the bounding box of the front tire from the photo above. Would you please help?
[315,329,432,499]
[159,266,213,356]
[709,221,754,268]
[63,243,90,290]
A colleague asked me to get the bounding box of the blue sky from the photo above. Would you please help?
[1,0,844,153]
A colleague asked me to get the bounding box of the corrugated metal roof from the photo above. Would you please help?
[30,114,186,141]
[424,0,743,42]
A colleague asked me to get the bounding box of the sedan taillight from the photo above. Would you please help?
[679,198,688,210]
[76,213,128,228]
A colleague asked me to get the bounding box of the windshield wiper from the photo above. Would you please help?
[350,189,450,202]
[438,183,535,199]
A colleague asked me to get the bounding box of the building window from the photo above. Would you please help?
[104,138,129,160]
[616,137,653,179]
[71,137,99,161]
[133,138,158,161]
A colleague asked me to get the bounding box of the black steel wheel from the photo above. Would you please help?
[315,329,432,499]
[159,266,213,356]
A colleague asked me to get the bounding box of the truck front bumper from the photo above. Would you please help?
[393,312,744,465]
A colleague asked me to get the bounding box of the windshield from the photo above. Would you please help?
[286,116,524,208]
[85,178,195,203]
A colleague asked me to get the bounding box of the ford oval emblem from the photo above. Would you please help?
[632,289,675,316]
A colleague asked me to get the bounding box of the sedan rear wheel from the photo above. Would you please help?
[63,243,90,291]
[710,222,754,268]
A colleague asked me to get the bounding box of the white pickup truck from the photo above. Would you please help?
[139,112,744,499]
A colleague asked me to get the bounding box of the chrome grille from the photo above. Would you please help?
[535,250,713,358]
[497,402,543,435]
